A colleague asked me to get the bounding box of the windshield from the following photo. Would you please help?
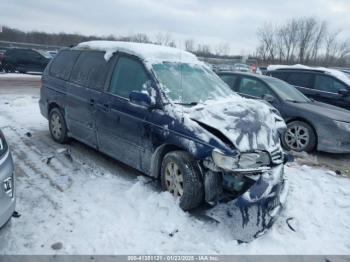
[265,77,310,103]
[152,62,235,104]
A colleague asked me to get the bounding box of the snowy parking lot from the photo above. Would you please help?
[0,75,350,254]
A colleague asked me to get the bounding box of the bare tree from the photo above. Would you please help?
[257,23,276,61]
[214,42,230,56]
[256,17,350,67]
[184,39,195,52]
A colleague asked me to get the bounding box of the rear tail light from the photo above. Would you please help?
[0,130,8,158]
[3,176,13,198]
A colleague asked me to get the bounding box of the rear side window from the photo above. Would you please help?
[286,73,313,88]
[269,71,288,80]
[70,51,109,90]
[220,74,238,89]
[109,56,150,98]
[50,50,80,80]
[314,75,347,93]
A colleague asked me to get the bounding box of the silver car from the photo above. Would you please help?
[0,129,15,228]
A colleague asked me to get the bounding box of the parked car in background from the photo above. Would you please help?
[0,49,8,72]
[218,71,350,153]
[267,65,350,111]
[233,63,251,72]
[2,48,52,73]
[258,67,268,75]
[0,129,15,229]
[48,50,58,57]
[40,41,288,241]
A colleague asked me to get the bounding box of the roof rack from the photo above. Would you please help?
[275,68,325,73]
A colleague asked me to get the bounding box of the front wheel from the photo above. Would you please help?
[282,121,316,152]
[49,108,69,143]
[161,151,204,211]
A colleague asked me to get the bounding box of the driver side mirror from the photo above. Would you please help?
[262,94,276,103]
[129,91,155,108]
[338,89,350,96]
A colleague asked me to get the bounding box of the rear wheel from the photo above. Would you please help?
[49,107,69,143]
[282,121,316,152]
[161,151,204,211]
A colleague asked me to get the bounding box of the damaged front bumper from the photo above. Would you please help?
[204,164,288,242]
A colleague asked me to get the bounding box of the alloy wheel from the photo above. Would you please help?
[285,124,310,151]
[165,161,184,197]
[50,113,62,140]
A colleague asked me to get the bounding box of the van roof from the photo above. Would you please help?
[74,40,201,65]
[267,64,350,86]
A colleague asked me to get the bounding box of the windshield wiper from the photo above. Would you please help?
[174,102,198,106]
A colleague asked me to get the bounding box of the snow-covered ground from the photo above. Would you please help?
[0,92,350,254]
[0,72,42,78]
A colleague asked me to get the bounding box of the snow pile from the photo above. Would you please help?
[188,97,285,152]
[76,41,200,64]
[0,73,42,79]
[1,93,350,254]
[267,64,350,86]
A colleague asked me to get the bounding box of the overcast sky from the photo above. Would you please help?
[1,0,349,54]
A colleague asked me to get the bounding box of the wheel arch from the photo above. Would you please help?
[150,143,191,179]
[48,102,64,116]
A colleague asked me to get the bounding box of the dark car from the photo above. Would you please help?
[267,67,350,110]
[39,41,288,242]
[218,72,350,153]
[2,48,51,73]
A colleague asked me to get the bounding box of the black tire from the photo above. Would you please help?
[161,151,204,211]
[19,71,26,74]
[3,63,15,73]
[49,107,69,144]
[282,121,316,152]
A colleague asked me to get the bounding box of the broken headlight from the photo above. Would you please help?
[212,150,239,170]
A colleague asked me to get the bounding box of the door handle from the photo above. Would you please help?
[89,99,95,106]
[102,103,110,112]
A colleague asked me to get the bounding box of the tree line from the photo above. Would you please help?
[256,17,350,67]
[0,26,233,58]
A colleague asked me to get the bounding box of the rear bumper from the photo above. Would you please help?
[39,97,48,119]
[205,164,287,242]
[0,151,16,229]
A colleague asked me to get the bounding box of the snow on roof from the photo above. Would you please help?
[75,40,200,64]
[267,64,350,86]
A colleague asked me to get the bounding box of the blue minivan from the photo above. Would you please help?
[39,41,288,241]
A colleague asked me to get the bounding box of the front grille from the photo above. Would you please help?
[270,148,283,164]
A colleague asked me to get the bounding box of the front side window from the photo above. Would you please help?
[152,62,234,104]
[238,77,274,98]
[220,74,238,89]
[314,75,347,93]
[109,56,150,98]
[265,78,310,103]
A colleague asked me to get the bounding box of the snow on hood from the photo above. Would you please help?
[268,64,350,86]
[186,96,285,152]
[75,41,200,64]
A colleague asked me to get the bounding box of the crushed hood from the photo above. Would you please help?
[188,97,285,152]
